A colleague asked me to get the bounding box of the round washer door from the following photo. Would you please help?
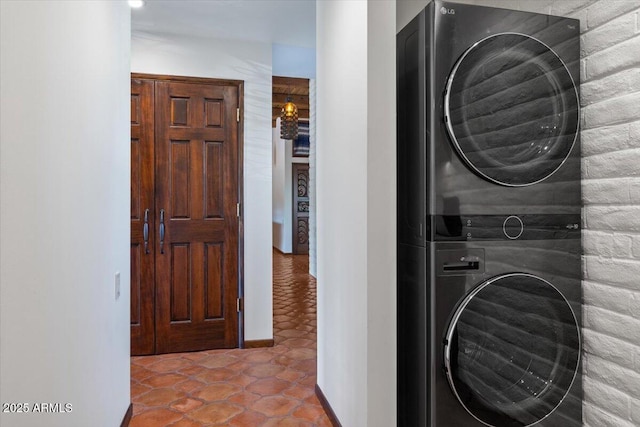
[444,273,580,427]
[444,33,579,186]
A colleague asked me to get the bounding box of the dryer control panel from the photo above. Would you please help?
[432,214,581,241]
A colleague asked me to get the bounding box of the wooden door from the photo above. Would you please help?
[154,81,240,353]
[292,164,310,255]
[130,79,155,355]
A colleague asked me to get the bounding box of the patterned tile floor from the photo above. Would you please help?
[130,251,331,426]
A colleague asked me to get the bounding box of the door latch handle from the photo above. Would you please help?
[143,208,150,254]
[159,209,165,254]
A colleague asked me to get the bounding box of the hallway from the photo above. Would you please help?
[130,251,331,426]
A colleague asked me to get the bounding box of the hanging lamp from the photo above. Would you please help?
[280,96,299,140]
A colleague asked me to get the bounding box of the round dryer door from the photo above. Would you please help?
[444,33,579,186]
[444,273,580,427]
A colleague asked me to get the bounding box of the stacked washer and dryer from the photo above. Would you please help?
[397,2,582,426]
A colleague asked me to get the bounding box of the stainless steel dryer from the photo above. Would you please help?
[397,2,582,426]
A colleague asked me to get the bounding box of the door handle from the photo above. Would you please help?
[143,208,150,254]
[159,209,165,254]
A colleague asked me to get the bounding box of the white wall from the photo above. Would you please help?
[131,31,273,341]
[309,79,318,277]
[316,1,396,425]
[397,1,640,426]
[0,2,131,426]
[272,43,317,78]
[367,1,397,425]
[272,123,290,252]
[272,119,309,254]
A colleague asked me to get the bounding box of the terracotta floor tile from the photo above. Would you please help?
[193,383,242,401]
[315,415,335,427]
[131,365,156,381]
[283,384,315,400]
[147,358,193,373]
[129,408,182,427]
[194,367,236,383]
[281,338,315,349]
[199,354,239,369]
[130,251,332,426]
[246,377,292,395]
[136,387,185,407]
[132,356,162,367]
[292,404,326,421]
[226,360,255,372]
[227,390,262,405]
[276,369,305,382]
[226,373,258,387]
[243,350,277,363]
[291,360,317,374]
[178,365,207,377]
[286,348,316,361]
[187,401,243,424]
[141,373,188,388]
[167,418,203,427]
[262,417,316,427]
[174,379,206,394]
[131,382,152,399]
[228,409,268,426]
[278,329,308,339]
[252,395,300,417]
[170,397,204,413]
[243,363,286,378]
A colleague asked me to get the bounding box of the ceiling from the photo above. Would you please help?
[131,0,316,49]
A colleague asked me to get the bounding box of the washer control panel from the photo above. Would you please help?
[436,248,485,276]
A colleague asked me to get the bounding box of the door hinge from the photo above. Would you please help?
[236,108,240,122]
[236,297,243,312]
[236,202,241,217]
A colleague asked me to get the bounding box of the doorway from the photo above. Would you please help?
[271,76,312,257]
[130,74,244,355]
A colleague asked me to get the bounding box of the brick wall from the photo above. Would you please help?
[566,2,640,426]
[467,1,640,425]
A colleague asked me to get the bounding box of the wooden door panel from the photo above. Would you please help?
[130,244,142,325]
[204,142,224,218]
[169,140,191,218]
[170,243,192,322]
[204,242,224,319]
[131,139,142,219]
[130,78,155,355]
[205,100,223,127]
[155,81,239,353]
[170,97,190,126]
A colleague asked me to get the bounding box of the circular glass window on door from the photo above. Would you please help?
[444,33,579,186]
[444,273,580,427]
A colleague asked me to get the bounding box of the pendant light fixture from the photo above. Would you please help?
[280,96,299,140]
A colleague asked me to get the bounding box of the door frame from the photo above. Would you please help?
[131,72,245,348]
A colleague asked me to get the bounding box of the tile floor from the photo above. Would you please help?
[130,250,332,426]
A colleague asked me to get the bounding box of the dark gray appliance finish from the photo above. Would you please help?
[397,2,583,427]
[399,228,584,427]
[399,239,583,427]
[397,1,581,248]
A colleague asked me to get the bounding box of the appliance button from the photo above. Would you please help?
[503,215,524,239]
